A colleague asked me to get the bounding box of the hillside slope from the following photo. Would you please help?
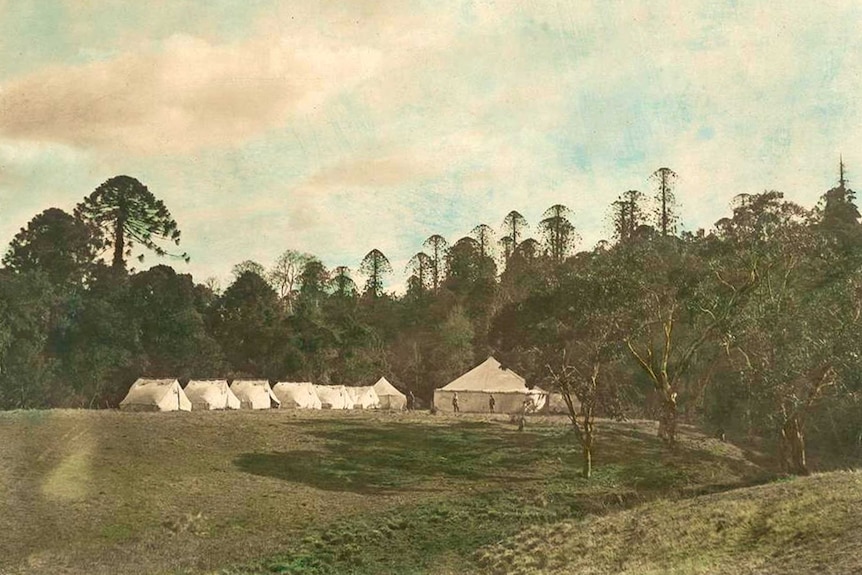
[1,410,769,575]
[476,471,862,575]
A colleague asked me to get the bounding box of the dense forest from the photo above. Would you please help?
[2,167,861,475]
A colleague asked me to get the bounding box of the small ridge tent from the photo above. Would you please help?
[120,378,191,412]
[184,380,241,410]
[229,380,281,409]
[272,382,322,409]
[434,357,542,414]
[314,385,352,409]
[346,386,380,409]
[373,377,407,410]
[546,392,581,415]
[528,387,549,412]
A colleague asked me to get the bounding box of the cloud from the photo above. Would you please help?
[0,33,382,154]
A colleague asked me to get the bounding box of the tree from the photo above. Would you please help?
[609,191,646,243]
[500,210,528,263]
[714,190,860,474]
[208,270,291,378]
[437,306,475,382]
[470,224,496,259]
[539,204,579,262]
[446,237,482,293]
[0,271,60,408]
[330,266,357,299]
[493,251,628,478]
[815,158,862,256]
[406,252,432,295]
[58,266,146,407]
[3,208,102,285]
[128,265,224,378]
[269,250,313,312]
[360,249,392,298]
[650,167,680,236]
[295,258,329,314]
[423,235,449,291]
[203,276,222,296]
[232,260,267,280]
[75,175,187,271]
[514,238,541,260]
[621,237,758,447]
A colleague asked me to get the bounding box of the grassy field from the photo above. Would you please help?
[0,408,849,575]
[477,470,862,575]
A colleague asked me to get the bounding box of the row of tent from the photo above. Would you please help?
[119,377,407,412]
[119,357,579,415]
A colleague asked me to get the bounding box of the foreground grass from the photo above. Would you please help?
[0,410,769,575]
[477,470,862,575]
[216,418,769,575]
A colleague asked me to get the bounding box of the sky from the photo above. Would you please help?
[1,0,860,291]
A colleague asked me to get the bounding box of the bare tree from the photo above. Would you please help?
[269,250,313,312]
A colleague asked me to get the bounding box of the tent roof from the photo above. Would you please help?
[121,378,180,405]
[440,357,529,393]
[346,386,378,399]
[373,377,405,398]
[185,379,233,397]
[273,382,321,407]
[230,379,280,402]
[231,379,272,390]
[314,384,347,395]
[185,379,230,391]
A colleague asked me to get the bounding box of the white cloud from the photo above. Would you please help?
[0,33,382,154]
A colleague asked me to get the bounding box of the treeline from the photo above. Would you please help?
[2,168,862,474]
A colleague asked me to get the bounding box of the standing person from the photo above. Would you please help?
[452,392,460,413]
[408,390,416,411]
[489,394,496,413]
[518,399,529,431]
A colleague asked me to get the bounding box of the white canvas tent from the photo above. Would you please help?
[272,382,322,409]
[434,357,546,414]
[120,378,191,412]
[528,387,549,412]
[229,380,281,409]
[314,385,352,409]
[372,377,407,410]
[184,380,241,410]
[546,392,581,415]
[346,386,380,409]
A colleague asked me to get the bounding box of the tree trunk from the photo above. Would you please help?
[582,411,594,479]
[657,391,678,447]
[112,214,126,270]
[780,414,809,475]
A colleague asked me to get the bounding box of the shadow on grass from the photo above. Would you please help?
[234,420,557,494]
[227,420,781,575]
[235,419,771,496]
[596,423,775,492]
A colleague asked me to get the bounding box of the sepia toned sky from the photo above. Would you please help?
[1,1,860,290]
